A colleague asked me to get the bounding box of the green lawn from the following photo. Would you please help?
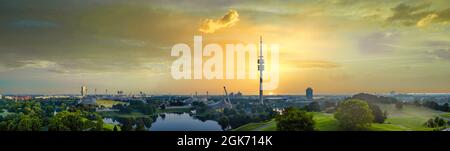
[233,104,446,131]
[103,123,121,131]
[377,104,444,131]
[233,113,338,131]
[100,111,148,118]
[260,120,277,131]
[233,120,275,131]
[441,113,450,118]
[96,99,127,108]
[311,112,410,131]
[368,123,410,131]
[312,112,339,131]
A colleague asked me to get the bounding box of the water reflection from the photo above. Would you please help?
[103,113,223,131]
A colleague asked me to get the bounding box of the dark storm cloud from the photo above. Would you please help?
[0,0,199,74]
[8,19,60,29]
[436,8,450,22]
[387,2,450,27]
[386,2,432,25]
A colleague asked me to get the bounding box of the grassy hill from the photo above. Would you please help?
[103,123,121,131]
[233,119,277,131]
[233,104,448,131]
[441,113,450,118]
[377,104,444,131]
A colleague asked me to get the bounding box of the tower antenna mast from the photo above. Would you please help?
[258,36,264,104]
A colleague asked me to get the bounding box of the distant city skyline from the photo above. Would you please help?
[1,0,450,94]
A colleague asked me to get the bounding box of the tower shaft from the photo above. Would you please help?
[258,36,264,104]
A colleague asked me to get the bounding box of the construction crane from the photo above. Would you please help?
[223,86,232,108]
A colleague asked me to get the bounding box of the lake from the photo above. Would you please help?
[103,113,223,131]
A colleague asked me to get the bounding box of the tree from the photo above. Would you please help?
[334,99,374,130]
[306,101,320,112]
[276,107,315,131]
[16,114,42,131]
[423,101,440,110]
[48,111,87,131]
[192,102,207,113]
[218,116,230,130]
[441,103,449,112]
[368,103,387,123]
[135,119,146,131]
[434,117,446,127]
[0,114,42,131]
[113,125,118,131]
[352,93,398,104]
[94,118,104,131]
[43,105,55,117]
[395,102,403,110]
[160,104,166,110]
[426,118,436,128]
[324,101,336,108]
[413,100,421,107]
[425,117,446,128]
[119,117,134,131]
[142,117,153,128]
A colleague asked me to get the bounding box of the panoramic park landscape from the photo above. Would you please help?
[1,0,450,132]
[1,92,449,131]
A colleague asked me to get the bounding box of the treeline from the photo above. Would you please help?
[114,116,155,131]
[416,101,450,112]
[0,100,106,131]
[191,101,276,130]
[353,93,450,112]
[112,100,157,115]
[351,93,399,104]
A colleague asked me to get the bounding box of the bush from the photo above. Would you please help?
[276,107,315,131]
[306,101,320,112]
[368,103,387,123]
[425,117,447,128]
[395,102,403,110]
[334,99,374,130]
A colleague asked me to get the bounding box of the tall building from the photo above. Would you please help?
[306,87,313,100]
[81,86,88,97]
[117,91,124,95]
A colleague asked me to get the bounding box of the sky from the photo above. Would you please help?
[0,0,450,95]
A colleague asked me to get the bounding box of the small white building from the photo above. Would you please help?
[79,97,97,105]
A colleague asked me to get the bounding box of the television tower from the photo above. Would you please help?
[258,36,264,104]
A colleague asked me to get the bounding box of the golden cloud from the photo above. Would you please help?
[417,13,439,27]
[199,9,239,33]
[296,60,341,69]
